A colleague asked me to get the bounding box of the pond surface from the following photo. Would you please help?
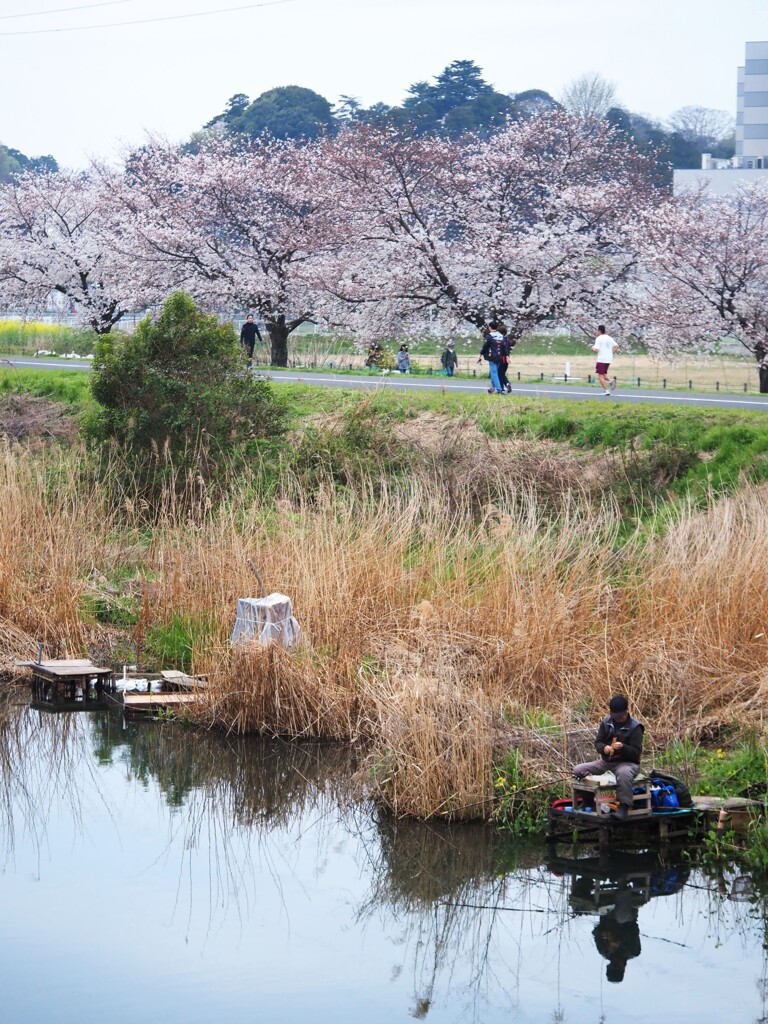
[0,702,766,1024]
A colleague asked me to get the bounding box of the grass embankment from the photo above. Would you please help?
[1,383,767,835]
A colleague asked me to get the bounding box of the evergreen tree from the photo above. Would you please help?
[88,292,284,500]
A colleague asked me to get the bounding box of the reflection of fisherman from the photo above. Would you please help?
[550,850,689,987]
[572,695,644,821]
[592,885,641,983]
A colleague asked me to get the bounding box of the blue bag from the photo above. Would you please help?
[651,783,679,810]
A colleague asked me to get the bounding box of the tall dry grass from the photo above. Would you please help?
[2,441,768,819]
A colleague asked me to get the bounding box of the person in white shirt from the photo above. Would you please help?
[592,325,618,395]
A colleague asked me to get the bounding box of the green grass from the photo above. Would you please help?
[0,368,94,409]
[662,736,768,801]
[661,736,768,872]
[282,331,643,359]
[144,614,218,672]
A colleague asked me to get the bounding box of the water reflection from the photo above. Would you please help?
[0,702,767,1024]
[547,850,690,984]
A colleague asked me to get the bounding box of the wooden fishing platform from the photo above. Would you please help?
[121,691,200,715]
[547,805,705,848]
[547,772,706,848]
[18,658,116,711]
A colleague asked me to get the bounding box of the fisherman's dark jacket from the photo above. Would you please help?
[593,715,644,764]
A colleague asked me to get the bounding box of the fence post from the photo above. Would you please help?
[688,380,692,390]
[540,372,544,382]
[517,371,520,381]
[744,382,748,392]
[716,380,719,391]
[637,377,641,388]
[663,378,666,389]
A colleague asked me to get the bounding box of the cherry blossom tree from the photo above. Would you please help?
[633,181,768,390]
[108,137,341,366]
[0,169,141,334]
[320,113,659,346]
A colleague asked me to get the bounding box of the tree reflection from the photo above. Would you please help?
[89,711,356,828]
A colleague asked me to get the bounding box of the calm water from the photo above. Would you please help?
[1,701,766,1024]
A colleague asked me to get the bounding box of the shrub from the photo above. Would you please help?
[86,292,284,504]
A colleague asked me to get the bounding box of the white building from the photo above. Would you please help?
[674,40,768,194]
[736,40,768,168]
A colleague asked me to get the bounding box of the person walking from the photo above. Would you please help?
[495,321,514,394]
[478,326,505,394]
[441,341,458,376]
[572,695,644,821]
[240,315,263,368]
[592,325,618,395]
[396,344,411,373]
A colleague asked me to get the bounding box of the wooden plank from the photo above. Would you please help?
[160,670,208,690]
[23,661,113,679]
[122,692,200,712]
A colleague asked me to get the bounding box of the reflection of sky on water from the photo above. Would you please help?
[0,706,765,1024]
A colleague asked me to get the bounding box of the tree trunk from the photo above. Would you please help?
[266,317,290,367]
[759,365,768,394]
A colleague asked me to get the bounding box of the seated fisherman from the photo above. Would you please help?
[573,695,644,821]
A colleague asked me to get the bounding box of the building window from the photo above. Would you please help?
[743,125,768,139]
[745,59,768,75]
[745,92,768,107]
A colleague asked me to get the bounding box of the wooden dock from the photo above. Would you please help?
[18,658,116,711]
[547,805,705,847]
[122,691,200,715]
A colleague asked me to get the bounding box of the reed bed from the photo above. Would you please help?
[1,439,768,819]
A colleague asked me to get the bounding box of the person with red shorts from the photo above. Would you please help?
[592,325,618,396]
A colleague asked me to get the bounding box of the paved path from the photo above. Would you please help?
[6,358,768,412]
[263,370,768,412]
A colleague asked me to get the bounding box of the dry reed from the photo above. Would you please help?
[2,439,768,819]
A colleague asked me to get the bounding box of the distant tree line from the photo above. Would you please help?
[0,144,58,184]
[2,59,734,185]
[201,60,735,180]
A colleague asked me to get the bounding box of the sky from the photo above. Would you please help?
[1,0,766,169]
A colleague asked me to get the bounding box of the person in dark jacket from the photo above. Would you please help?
[572,695,644,820]
[478,327,505,394]
[240,315,263,368]
[441,341,458,376]
[493,320,514,393]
